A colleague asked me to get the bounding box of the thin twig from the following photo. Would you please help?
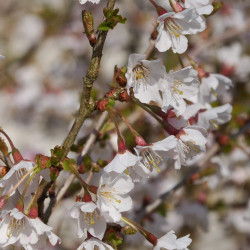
[61,0,116,159]
[55,112,108,207]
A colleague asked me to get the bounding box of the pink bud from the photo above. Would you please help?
[118,137,126,153]
[16,199,24,212]
[28,204,38,218]
[134,135,147,146]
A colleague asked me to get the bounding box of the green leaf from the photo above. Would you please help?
[50,146,64,166]
[62,158,77,172]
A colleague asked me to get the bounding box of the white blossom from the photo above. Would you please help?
[134,136,177,172]
[197,73,233,105]
[184,0,213,15]
[70,201,107,240]
[154,230,192,250]
[174,126,207,169]
[160,66,200,116]
[126,54,165,104]
[155,8,206,53]
[197,104,232,130]
[79,0,101,4]
[0,208,60,249]
[96,173,134,222]
[104,150,150,182]
[77,238,114,250]
[0,160,50,198]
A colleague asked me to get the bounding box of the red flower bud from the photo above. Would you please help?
[82,10,96,47]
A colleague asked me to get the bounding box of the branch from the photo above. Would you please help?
[61,0,116,159]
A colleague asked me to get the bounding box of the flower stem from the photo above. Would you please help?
[20,171,37,201]
[132,98,164,125]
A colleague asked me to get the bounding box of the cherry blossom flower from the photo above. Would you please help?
[155,8,206,53]
[160,66,200,116]
[126,54,165,104]
[134,136,177,172]
[0,160,50,198]
[104,150,141,174]
[197,73,233,105]
[79,0,101,4]
[174,126,207,169]
[184,0,213,15]
[197,104,232,130]
[77,238,114,250]
[154,230,192,250]
[104,150,150,182]
[70,201,107,240]
[96,173,134,222]
[0,208,60,249]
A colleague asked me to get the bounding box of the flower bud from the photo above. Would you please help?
[97,99,109,111]
[82,10,96,47]
[0,129,23,163]
[78,164,86,174]
[16,199,24,212]
[119,91,129,102]
[28,203,38,218]
[134,135,147,146]
[0,166,9,178]
[151,27,158,40]
[115,68,127,87]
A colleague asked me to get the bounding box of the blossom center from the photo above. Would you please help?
[180,140,200,157]
[16,167,28,179]
[84,211,99,226]
[132,63,150,89]
[7,217,24,238]
[140,148,162,172]
[172,80,184,95]
[164,18,183,38]
[100,188,121,204]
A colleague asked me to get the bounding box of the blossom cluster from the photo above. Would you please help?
[0,0,242,249]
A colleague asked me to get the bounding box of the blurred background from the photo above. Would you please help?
[0,0,249,249]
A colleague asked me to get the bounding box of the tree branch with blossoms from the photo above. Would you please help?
[1,0,249,249]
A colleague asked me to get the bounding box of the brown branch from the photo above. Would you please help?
[61,0,116,159]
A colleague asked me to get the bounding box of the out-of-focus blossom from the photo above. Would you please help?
[79,0,101,4]
[197,104,232,130]
[154,230,192,250]
[77,238,114,250]
[184,0,213,15]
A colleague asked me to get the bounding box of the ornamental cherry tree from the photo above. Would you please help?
[1,0,248,249]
